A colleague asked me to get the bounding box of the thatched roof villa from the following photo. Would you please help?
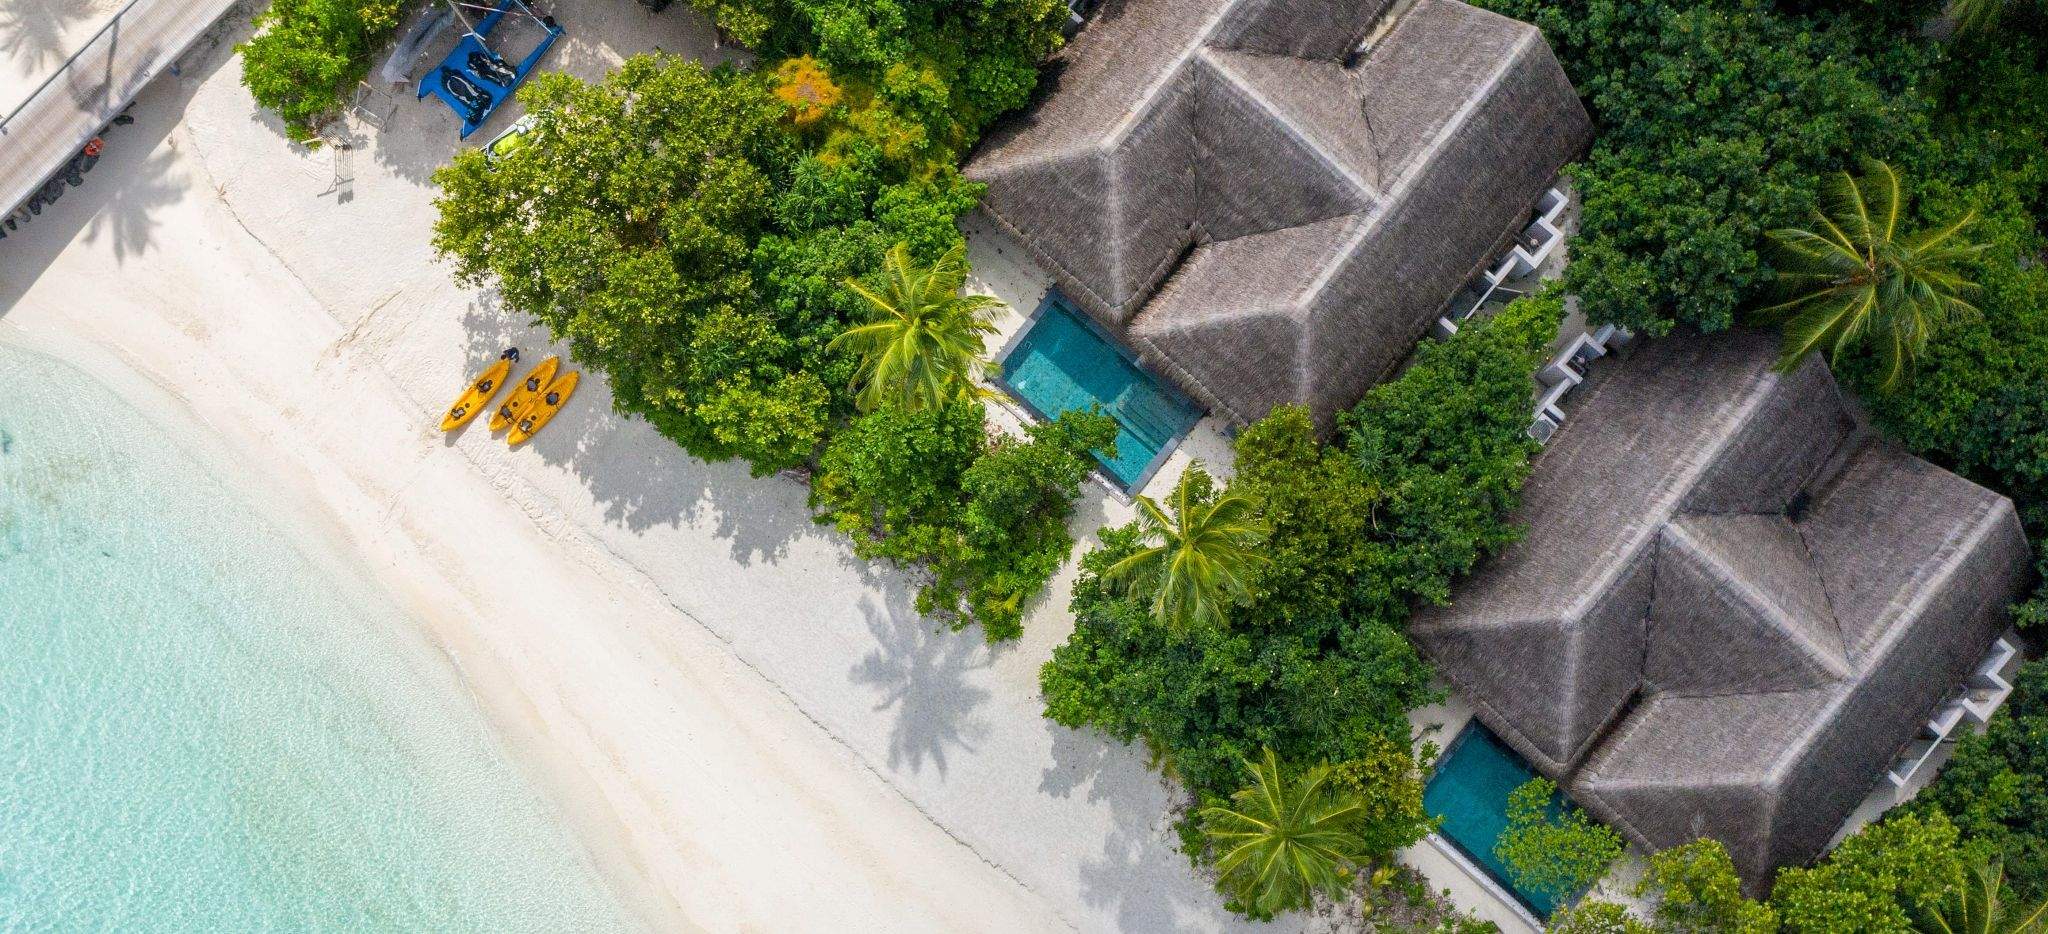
[1412,330,2034,891]
[966,0,1591,428]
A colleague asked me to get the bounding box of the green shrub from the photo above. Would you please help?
[1548,901,1653,934]
[1041,296,1560,801]
[812,403,1114,640]
[1473,0,1922,335]
[1636,839,1779,934]
[239,0,403,141]
[1495,777,1624,904]
[1905,660,2048,905]
[1770,812,1964,933]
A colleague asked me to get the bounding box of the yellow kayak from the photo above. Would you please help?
[438,358,512,432]
[508,371,580,447]
[489,356,561,432]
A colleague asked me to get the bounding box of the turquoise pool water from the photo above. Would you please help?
[1423,722,1565,918]
[998,295,1203,490]
[0,342,631,931]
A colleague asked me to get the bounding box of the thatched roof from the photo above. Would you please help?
[967,0,1590,427]
[1411,330,2034,891]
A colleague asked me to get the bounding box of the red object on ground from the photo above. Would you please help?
[82,138,103,157]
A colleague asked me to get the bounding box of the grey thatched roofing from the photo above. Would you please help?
[1411,330,2034,891]
[967,0,1590,427]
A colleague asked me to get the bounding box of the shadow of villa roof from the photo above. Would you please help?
[1410,329,2033,891]
[965,0,1591,428]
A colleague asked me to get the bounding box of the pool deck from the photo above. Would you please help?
[965,210,1239,498]
[1405,695,1546,933]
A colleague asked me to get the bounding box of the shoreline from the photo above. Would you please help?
[0,3,1264,928]
[0,43,1072,934]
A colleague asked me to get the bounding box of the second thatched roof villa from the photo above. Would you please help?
[1413,331,2033,894]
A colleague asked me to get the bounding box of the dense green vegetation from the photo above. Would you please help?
[432,4,1082,639]
[679,0,1067,145]
[1557,813,2032,933]
[240,0,403,141]
[1474,0,1931,336]
[1099,468,1269,632]
[831,241,999,413]
[812,403,1114,640]
[1496,778,1624,904]
[1906,661,2048,907]
[1043,296,1561,913]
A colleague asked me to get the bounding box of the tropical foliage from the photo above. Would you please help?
[1637,839,1780,934]
[1549,902,1655,934]
[1757,161,1983,389]
[1199,748,1374,920]
[831,241,1000,413]
[812,403,1115,640]
[1906,661,2048,907]
[678,0,1068,142]
[1472,0,1923,336]
[1916,858,2048,934]
[239,0,403,141]
[1099,466,1267,631]
[1495,778,1624,904]
[1560,814,1978,933]
[1043,296,1559,915]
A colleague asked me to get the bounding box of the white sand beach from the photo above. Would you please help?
[0,3,1258,931]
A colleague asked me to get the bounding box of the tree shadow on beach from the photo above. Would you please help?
[453,297,817,564]
[848,594,993,778]
[0,0,103,78]
[0,34,231,313]
[1039,715,1270,933]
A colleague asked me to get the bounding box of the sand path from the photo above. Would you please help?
[0,3,1260,931]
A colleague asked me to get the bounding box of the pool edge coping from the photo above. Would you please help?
[990,288,1208,497]
[1423,720,1568,926]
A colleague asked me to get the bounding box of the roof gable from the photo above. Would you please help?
[968,0,1591,426]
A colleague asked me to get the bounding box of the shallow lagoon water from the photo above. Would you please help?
[0,342,631,931]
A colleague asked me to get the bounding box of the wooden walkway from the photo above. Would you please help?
[0,0,239,216]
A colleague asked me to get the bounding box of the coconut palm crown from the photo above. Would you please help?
[1918,858,2048,934]
[830,241,1002,413]
[1755,160,1984,391]
[1200,747,1370,919]
[1100,465,1267,631]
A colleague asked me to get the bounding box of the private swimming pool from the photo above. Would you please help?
[1423,722,1567,919]
[996,294,1203,491]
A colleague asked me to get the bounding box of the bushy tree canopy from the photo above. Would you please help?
[1042,296,1559,805]
[1496,777,1624,903]
[239,0,402,141]
[812,403,1115,640]
[1907,661,2048,906]
[1474,0,1923,335]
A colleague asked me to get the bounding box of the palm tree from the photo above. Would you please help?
[1201,748,1370,919]
[1918,859,2048,934]
[1754,160,1984,391]
[1943,0,2038,36]
[830,241,1002,413]
[1100,465,1267,630]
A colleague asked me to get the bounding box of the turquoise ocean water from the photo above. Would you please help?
[0,342,633,932]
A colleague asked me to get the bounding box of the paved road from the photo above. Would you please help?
[0,0,237,216]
